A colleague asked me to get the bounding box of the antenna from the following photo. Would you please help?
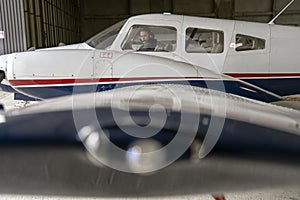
[269,0,295,24]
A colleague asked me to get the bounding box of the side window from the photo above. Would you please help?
[185,28,224,54]
[121,25,177,52]
[235,34,265,52]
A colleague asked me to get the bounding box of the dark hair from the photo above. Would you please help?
[140,28,154,39]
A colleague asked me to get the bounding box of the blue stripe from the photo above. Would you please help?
[242,78,300,96]
[16,80,281,102]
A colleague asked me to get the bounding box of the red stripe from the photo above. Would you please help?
[226,73,300,78]
[9,77,213,86]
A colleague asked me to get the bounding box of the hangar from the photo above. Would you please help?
[0,1,300,199]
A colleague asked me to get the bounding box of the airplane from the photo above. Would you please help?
[0,4,299,102]
[0,84,300,197]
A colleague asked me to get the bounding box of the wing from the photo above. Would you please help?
[0,84,299,196]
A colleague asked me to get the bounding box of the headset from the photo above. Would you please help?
[149,31,154,39]
[139,28,155,41]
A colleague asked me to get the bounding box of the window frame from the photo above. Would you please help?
[121,24,177,52]
[185,27,224,54]
[235,34,266,52]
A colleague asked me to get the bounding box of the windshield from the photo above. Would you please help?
[86,19,127,49]
[121,25,177,52]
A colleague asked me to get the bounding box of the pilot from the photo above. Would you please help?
[138,28,157,51]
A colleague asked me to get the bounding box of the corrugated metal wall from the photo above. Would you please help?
[0,0,27,54]
[23,0,81,49]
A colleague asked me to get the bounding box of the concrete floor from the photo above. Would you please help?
[0,91,300,200]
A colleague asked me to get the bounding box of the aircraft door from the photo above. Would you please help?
[182,18,235,73]
[224,21,270,74]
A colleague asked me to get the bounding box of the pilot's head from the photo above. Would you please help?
[139,28,154,44]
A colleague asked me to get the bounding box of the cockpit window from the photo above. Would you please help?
[235,34,265,52]
[186,28,224,54]
[86,19,127,49]
[121,25,177,52]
